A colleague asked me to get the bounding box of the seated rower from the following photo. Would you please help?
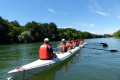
[81,39,85,44]
[75,39,79,46]
[67,39,72,51]
[82,39,85,43]
[72,38,76,48]
[58,39,67,53]
[80,39,83,44]
[78,39,81,45]
[39,38,57,60]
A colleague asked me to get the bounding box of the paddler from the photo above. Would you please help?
[57,39,67,53]
[78,39,81,45]
[81,39,85,44]
[83,39,85,43]
[66,39,72,51]
[75,39,79,46]
[72,38,76,48]
[39,38,57,60]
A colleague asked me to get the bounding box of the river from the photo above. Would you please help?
[0,37,120,80]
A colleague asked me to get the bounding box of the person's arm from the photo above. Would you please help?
[57,43,62,48]
[47,46,53,53]
[47,46,57,58]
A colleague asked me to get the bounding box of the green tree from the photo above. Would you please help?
[112,30,120,37]
[18,31,34,43]
[0,16,11,44]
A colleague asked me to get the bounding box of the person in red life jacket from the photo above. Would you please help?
[67,39,72,51]
[80,39,83,44]
[81,39,85,44]
[75,39,79,46]
[72,38,76,48]
[82,39,85,43]
[39,38,57,60]
[57,39,67,53]
[78,39,81,45]
[77,39,80,46]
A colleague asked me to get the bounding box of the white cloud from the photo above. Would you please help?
[95,11,109,16]
[57,11,68,15]
[88,1,110,17]
[75,22,95,27]
[88,1,101,13]
[89,24,94,27]
[90,31,98,34]
[94,2,101,10]
[42,18,49,20]
[75,22,87,26]
[92,26,120,35]
[112,26,120,31]
[90,9,94,13]
[48,9,56,14]
[118,15,120,18]
[42,18,55,21]
[89,4,95,9]
[58,26,72,28]
[97,30,115,35]
[79,23,87,26]
[88,4,95,13]
[64,12,68,15]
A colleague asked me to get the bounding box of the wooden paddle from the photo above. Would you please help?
[83,47,119,52]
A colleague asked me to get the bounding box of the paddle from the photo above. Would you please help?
[83,47,119,52]
[87,42,108,47]
[29,52,39,55]
[99,43,108,47]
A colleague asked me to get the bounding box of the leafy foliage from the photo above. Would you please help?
[103,34,112,38]
[112,30,120,37]
[18,31,33,43]
[0,16,113,44]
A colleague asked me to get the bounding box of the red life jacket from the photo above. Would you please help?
[79,40,80,44]
[76,41,78,46]
[61,42,66,46]
[72,41,75,44]
[68,42,72,46]
[39,44,51,59]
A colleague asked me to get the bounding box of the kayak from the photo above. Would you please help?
[7,42,87,80]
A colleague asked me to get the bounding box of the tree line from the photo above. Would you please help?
[0,16,113,44]
[112,30,120,37]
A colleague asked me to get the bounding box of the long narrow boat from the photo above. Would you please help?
[7,42,87,80]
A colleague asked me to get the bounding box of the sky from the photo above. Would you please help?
[0,0,120,35]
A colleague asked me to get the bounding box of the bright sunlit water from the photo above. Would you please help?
[0,37,120,80]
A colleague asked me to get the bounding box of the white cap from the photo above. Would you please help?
[62,39,65,41]
[44,38,49,42]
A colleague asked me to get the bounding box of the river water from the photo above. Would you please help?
[0,38,120,80]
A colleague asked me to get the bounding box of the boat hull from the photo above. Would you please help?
[7,42,87,80]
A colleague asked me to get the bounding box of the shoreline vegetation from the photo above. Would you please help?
[1,16,119,45]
